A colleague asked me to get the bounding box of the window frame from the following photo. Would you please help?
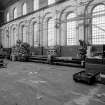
[7,12,10,22]
[33,23,39,47]
[66,13,77,46]
[91,4,105,45]
[22,2,27,15]
[13,7,17,19]
[33,0,39,11]
[22,26,27,43]
[47,18,55,47]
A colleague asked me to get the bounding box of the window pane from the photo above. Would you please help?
[34,0,39,10]
[6,30,9,48]
[67,13,77,45]
[34,23,38,46]
[23,3,27,15]
[48,18,55,46]
[11,30,14,47]
[22,26,27,43]
[7,13,10,22]
[13,28,18,45]
[14,8,17,19]
[92,5,105,45]
[1,31,4,47]
[4,32,7,48]
[48,0,55,5]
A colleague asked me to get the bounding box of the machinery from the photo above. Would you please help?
[73,71,99,85]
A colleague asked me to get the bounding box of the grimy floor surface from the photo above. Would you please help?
[0,61,105,105]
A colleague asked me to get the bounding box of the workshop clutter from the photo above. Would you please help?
[11,40,30,61]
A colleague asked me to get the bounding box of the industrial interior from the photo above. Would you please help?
[0,0,105,105]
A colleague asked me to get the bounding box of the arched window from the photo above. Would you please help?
[22,26,27,43]
[13,8,17,19]
[7,12,10,22]
[48,0,55,5]
[34,0,39,11]
[92,4,105,45]
[22,3,27,15]
[67,13,77,45]
[48,18,55,46]
[33,23,38,46]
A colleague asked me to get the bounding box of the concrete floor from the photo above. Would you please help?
[0,61,105,105]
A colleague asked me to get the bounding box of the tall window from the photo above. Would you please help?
[7,13,10,22]
[67,13,77,45]
[22,26,27,43]
[13,8,17,19]
[13,28,17,45]
[6,30,9,48]
[4,32,6,47]
[1,31,4,48]
[34,0,39,10]
[48,0,55,5]
[11,30,14,47]
[92,5,105,45]
[22,3,27,15]
[48,18,55,46]
[33,23,38,46]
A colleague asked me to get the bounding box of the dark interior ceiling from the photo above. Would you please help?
[0,0,18,10]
